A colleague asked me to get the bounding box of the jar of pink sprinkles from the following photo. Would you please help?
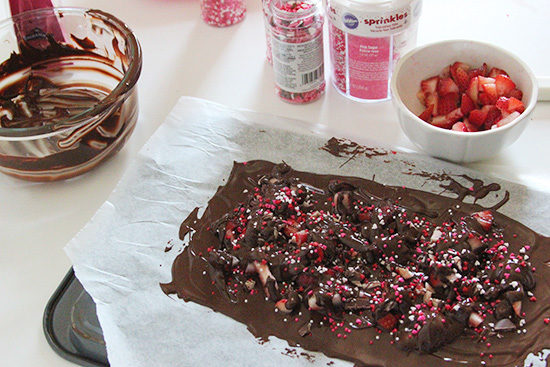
[269,0,325,104]
[201,0,246,27]
[327,0,422,101]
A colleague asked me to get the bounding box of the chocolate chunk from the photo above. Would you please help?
[298,322,312,337]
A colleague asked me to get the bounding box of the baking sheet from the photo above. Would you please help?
[65,96,550,367]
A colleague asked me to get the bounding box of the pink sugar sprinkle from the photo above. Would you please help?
[200,0,246,27]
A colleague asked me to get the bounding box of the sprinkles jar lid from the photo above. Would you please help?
[271,0,321,26]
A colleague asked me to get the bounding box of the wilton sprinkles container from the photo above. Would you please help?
[327,0,422,101]
[201,0,246,27]
[269,0,325,104]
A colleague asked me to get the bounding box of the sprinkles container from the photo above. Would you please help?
[201,0,246,27]
[269,0,325,104]
[327,0,422,101]
[262,0,274,65]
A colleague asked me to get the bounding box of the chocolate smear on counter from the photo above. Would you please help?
[161,161,550,367]
[321,137,388,167]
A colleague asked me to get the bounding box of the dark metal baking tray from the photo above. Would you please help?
[43,268,109,367]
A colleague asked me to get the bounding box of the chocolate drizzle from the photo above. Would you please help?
[161,161,550,367]
[321,137,389,167]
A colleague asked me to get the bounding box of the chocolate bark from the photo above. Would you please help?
[162,160,550,367]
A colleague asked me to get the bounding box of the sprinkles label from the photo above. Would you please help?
[272,34,324,93]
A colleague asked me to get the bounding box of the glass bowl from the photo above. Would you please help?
[0,8,142,181]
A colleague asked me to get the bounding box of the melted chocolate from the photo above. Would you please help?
[0,22,138,181]
[162,161,550,367]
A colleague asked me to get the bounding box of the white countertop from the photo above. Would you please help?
[1,0,549,366]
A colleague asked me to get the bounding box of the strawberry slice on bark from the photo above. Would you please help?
[472,210,494,231]
[377,313,397,331]
[293,230,308,246]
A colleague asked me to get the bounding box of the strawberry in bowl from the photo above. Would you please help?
[390,40,538,162]
[416,62,526,132]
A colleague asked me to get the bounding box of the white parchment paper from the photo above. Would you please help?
[65,97,550,367]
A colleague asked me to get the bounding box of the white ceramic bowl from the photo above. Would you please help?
[390,40,538,163]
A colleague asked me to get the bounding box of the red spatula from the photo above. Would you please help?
[9,0,64,42]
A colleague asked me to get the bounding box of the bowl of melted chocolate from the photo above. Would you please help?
[0,8,141,181]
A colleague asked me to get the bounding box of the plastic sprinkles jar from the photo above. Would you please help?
[200,0,246,27]
[327,0,422,101]
[262,0,274,65]
[269,0,325,104]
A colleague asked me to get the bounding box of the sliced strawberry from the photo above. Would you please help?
[495,96,509,113]
[421,76,440,95]
[225,221,237,240]
[468,63,488,79]
[477,76,496,90]
[293,230,308,246]
[451,63,471,91]
[507,97,525,113]
[432,108,463,129]
[481,105,501,129]
[496,111,521,127]
[472,210,493,231]
[495,74,516,97]
[418,92,428,108]
[512,301,522,317]
[425,93,438,116]
[466,77,479,104]
[446,108,464,124]
[377,313,397,331]
[418,104,434,122]
[507,88,523,100]
[439,65,451,79]
[429,273,443,288]
[438,78,459,96]
[283,220,300,237]
[358,211,372,222]
[460,93,476,115]
[464,118,479,132]
[431,115,453,129]
[496,96,525,114]
[452,121,467,132]
[437,93,458,115]
[468,108,488,127]
[488,67,508,78]
[480,83,498,104]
